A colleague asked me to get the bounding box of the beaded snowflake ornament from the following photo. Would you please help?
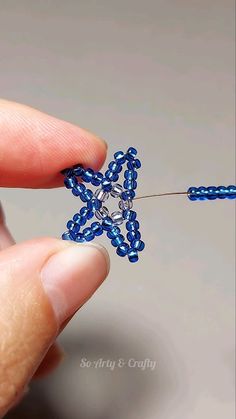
[61,147,145,263]
[61,145,236,263]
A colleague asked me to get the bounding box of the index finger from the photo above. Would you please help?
[0,100,107,188]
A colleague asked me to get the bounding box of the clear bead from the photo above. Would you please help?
[110,184,123,198]
[95,206,109,220]
[118,199,133,210]
[111,211,124,225]
[95,188,109,202]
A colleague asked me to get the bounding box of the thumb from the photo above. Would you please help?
[0,238,109,416]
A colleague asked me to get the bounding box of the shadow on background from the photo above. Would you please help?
[6,326,178,419]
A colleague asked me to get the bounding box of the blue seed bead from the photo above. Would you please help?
[111,173,119,182]
[61,168,73,176]
[75,233,86,243]
[124,179,137,190]
[107,226,121,239]
[187,187,198,201]
[80,207,88,216]
[124,170,137,180]
[73,213,82,223]
[127,190,135,199]
[105,170,119,182]
[72,223,81,234]
[64,176,77,189]
[87,210,94,220]
[127,160,141,170]
[126,154,134,162]
[227,185,236,199]
[116,243,129,257]
[111,235,125,247]
[80,189,93,202]
[87,198,102,211]
[67,220,75,230]
[72,186,81,196]
[127,147,137,158]
[91,222,104,236]
[108,161,117,171]
[72,165,84,177]
[217,186,227,199]
[128,248,139,263]
[69,230,76,241]
[127,231,141,242]
[102,179,112,192]
[108,161,122,173]
[196,186,208,200]
[114,151,126,164]
[131,239,145,252]
[102,216,113,231]
[134,159,141,169]
[121,190,135,201]
[81,168,94,183]
[126,148,137,162]
[127,161,135,170]
[105,170,114,181]
[79,215,87,226]
[95,226,104,236]
[79,207,94,220]
[91,172,103,186]
[80,193,87,203]
[126,220,140,231]
[121,191,129,201]
[62,231,71,240]
[129,191,136,199]
[75,183,86,194]
[207,186,217,200]
[123,209,137,221]
[83,228,95,242]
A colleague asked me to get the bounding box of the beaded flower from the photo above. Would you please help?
[61,147,145,263]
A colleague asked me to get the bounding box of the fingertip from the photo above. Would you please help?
[0,100,108,188]
[0,236,109,415]
[83,242,110,276]
[40,242,110,324]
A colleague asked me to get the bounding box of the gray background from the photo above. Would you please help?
[0,1,235,418]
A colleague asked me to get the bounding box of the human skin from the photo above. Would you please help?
[0,100,110,417]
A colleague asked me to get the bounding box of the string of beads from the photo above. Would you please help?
[61,147,144,263]
[187,185,236,201]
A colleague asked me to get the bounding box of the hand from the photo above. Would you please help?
[0,100,110,417]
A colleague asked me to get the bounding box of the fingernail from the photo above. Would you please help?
[100,137,108,149]
[84,127,108,150]
[40,243,109,324]
[94,134,107,150]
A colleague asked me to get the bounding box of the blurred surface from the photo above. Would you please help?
[0,1,235,418]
